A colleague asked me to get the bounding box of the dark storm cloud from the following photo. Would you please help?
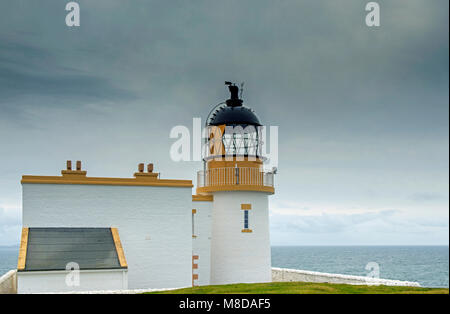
[1,1,447,124]
[0,38,136,112]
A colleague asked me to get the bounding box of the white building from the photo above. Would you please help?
[17,83,275,293]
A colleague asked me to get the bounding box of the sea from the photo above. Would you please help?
[1,245,448,288]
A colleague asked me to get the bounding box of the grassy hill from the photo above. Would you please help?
[148,282,449,294]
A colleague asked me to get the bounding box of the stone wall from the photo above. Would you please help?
[272,267,420,287]
[0,270,17,294]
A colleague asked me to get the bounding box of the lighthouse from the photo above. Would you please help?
[196,82,275,285]
[16,82,275,293]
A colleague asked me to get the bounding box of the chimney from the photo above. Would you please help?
[134,162,158,179]
[62,160,86,177]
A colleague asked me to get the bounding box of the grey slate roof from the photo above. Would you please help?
[22,228,126,272]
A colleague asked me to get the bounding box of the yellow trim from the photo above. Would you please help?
[200,163,273,193]
[111,228,128,268]
[241,229,253,233]
[197,185,274,194]
[21,175,193,188]
[209,124,226,156]
[17,227,29,270]
[241,204,252,210]
[133,172,159,180]
[61,170,87,176]
[192,209,197,214]
[192,194,214,202]
[207,157,263,169]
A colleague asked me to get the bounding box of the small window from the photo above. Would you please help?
[241,204,252,233]
[244,210,249,229]
[192,209,197,238]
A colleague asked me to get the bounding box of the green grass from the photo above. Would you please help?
[147,282,449,294]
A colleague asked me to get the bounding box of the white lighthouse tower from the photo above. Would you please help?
[196,82,275,285]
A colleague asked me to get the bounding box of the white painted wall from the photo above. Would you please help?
[192,200,212,286]
[210,191,271,285]
[0,270,17,294]
[272,268,421,287]
[17,269,127,294]
[22,183,192,289]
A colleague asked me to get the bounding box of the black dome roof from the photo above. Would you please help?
[208,105,261,127]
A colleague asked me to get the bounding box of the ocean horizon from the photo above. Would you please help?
[1,245,448,288]
[271,245,448,288]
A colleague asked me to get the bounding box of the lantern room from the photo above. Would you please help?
[197,82,275,194]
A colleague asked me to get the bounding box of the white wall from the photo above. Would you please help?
[272,268,421,287]
[0,270,17,294]
[22,183,192,289]
[17,269,127,294]
[192,200,212,286]
[210,191,271,285]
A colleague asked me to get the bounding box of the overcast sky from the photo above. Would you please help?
[0,0,448,246]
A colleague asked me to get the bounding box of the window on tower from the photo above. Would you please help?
[192,209,197,238]
[244,210,249,229]
[241,204,252,233]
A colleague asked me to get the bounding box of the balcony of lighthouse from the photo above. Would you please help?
[196,166,274,194]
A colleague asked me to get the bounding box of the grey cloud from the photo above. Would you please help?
[0,208,20,227]
[0,208,21,246]
[271,210,449,237]
[410,193,447,202]
[271,210,399,233]
[0,39,137,103]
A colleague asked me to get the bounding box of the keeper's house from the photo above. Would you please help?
[18,162,194,293]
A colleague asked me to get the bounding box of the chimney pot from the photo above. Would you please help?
[66,160,72,171]
[147,163,153,173]
[138,163,144,173]
[76,160,81,171]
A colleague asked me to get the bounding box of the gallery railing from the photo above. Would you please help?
[197,167,274,188]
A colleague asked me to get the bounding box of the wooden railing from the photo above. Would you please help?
[197,167,274,188]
